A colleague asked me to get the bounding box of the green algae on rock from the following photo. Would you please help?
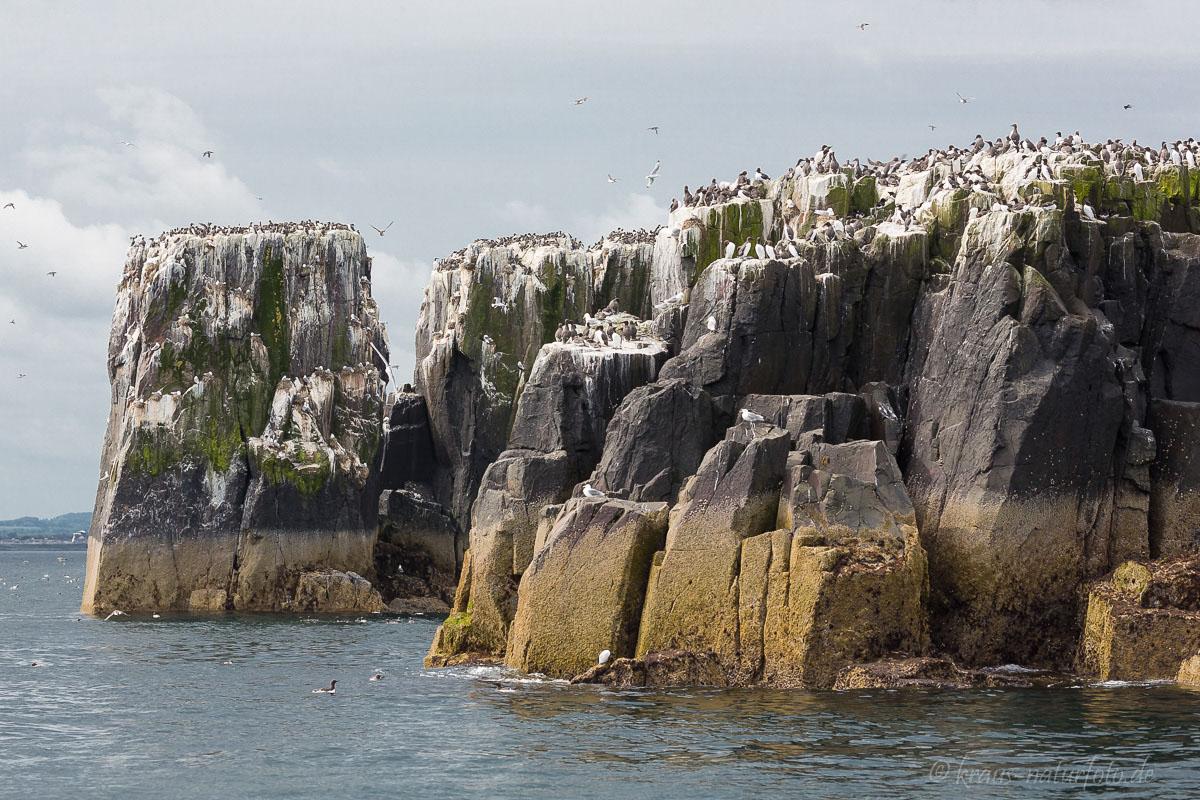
[82,223,389,614]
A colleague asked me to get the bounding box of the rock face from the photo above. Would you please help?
[570,649,728,687]
[419,134,1200,683]
[294,569,385,613]
[505,498,669,678]
[82,224,389,614]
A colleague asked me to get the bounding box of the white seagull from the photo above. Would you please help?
[370,222,394,237]
[104,609,126,621]
[706,315,717,331]
[598,649,612,665]
[645,161,661,188]
[607,174,619,183]
[956,92,974,104]
[582,483,605,498]
[740,408,765,424]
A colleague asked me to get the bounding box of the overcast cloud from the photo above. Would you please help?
[2,0,1199,517]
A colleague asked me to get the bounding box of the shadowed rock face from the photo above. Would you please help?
[82,224,389,614]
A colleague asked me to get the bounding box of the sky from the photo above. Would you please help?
[2,0,1199,518]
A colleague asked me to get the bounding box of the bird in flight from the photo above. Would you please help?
[17,241,28,249]
[956,92,974,104]
[645,160,661,188]
[647,126,659,135]
[607,174,619,183]
[857,22,869,30]
[202,150,213,158]
[2,203,13,209]
[120,141,136,147]
[1123,104,1133,110]
[17,373,26,379]
[928,124,937,131]
[46,271,57,277]
[572,97,588,105]
[370,221,394,236]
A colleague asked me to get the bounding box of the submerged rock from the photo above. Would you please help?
[570,649,728,687]
[82,224,389,614]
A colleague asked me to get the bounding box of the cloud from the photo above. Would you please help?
[572,192,668,244]
[365,249,435,383]
[21,86,263,228]
[497,199,550,232]
[0,188,132,517]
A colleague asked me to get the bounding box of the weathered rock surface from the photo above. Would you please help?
[293,569,385,613]
[570,649,728,687]
[1079,557,1200,680]
[83,223,390,614]
[832,657,1045,689]
[505,498,669,678]
[1177,653,1200,687]
[374,485,461,609]
[426,337,670,659]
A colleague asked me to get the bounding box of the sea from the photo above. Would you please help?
[2,547,1198,799]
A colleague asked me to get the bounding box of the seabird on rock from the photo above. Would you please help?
[724,240,736,259]
[313,680,338,694]
[706,315,717,331]
[598,649,612,665]
[582,483,605,498]
[740,408,765,424]
[753,238,766,259]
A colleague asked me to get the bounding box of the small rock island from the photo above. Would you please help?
[84,133,1200,688]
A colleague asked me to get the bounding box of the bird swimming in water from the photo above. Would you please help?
[582,483,605,498]
[313,680,337,693]
[370,673,383,682]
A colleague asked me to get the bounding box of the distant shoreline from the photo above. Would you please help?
[0,541,88,550]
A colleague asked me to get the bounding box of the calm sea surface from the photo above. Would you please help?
[2,548,1199,799]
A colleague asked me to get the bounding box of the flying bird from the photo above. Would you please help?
[202,150,213,158]
[572,97,588,105]
[2,203,13,209]
[46,271,56,277]
[647,126,659,135]
[120,141,135,147]
[956,92,974,104]
[104,610,126,621]
[1123,104,1133,110]
[928,124,937,131]
[17,241,28,249]
[645,160,661,188]
[607,174,619,183]
[17,373,26,379]
[370,221,394,236]
[857,22,869,30]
